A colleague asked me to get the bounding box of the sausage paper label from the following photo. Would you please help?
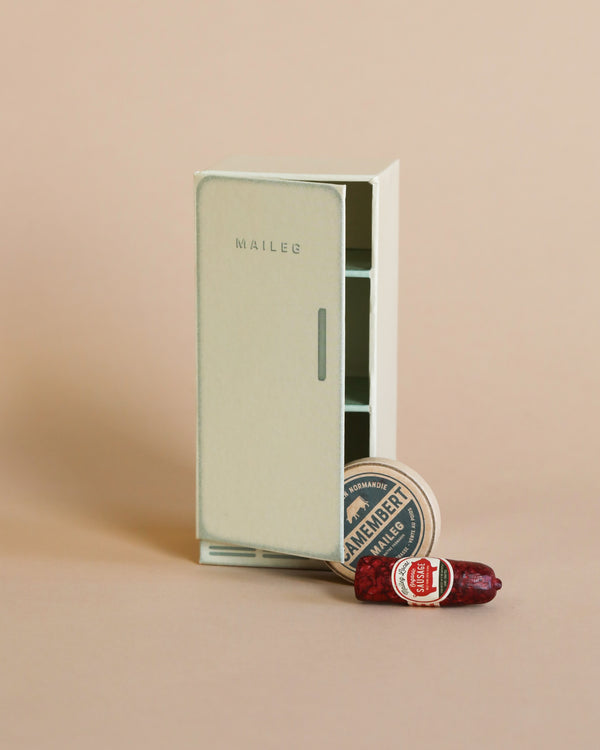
[391,557,453,606]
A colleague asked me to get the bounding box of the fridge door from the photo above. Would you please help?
[196,175,345,561]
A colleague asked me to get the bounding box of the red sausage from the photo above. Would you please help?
[354,556,502,606]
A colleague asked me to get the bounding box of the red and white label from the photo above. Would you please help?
[391,557,454,606]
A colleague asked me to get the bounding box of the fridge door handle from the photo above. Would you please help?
[318,308,327,381]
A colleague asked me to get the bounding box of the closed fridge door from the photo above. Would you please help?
[196,175,345,561]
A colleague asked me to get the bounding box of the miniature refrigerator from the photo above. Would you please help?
[195,157,399,568]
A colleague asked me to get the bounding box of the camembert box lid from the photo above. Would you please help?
[327,458,441,583]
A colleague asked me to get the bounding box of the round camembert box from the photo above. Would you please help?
[327,458,441,583]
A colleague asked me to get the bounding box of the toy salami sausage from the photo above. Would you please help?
[354,556,502,606]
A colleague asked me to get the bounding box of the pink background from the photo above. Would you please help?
[1,2,598,748]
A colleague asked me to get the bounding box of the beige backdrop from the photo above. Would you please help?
[1,2,598,749]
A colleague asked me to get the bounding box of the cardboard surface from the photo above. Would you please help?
[1,485,598,750]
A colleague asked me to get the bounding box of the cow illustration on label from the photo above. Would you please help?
[346,495,369,523]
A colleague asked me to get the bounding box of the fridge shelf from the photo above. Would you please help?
[345,376,369,411]
[345,248,371,278]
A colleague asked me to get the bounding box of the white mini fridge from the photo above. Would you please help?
[195,157,399,568]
